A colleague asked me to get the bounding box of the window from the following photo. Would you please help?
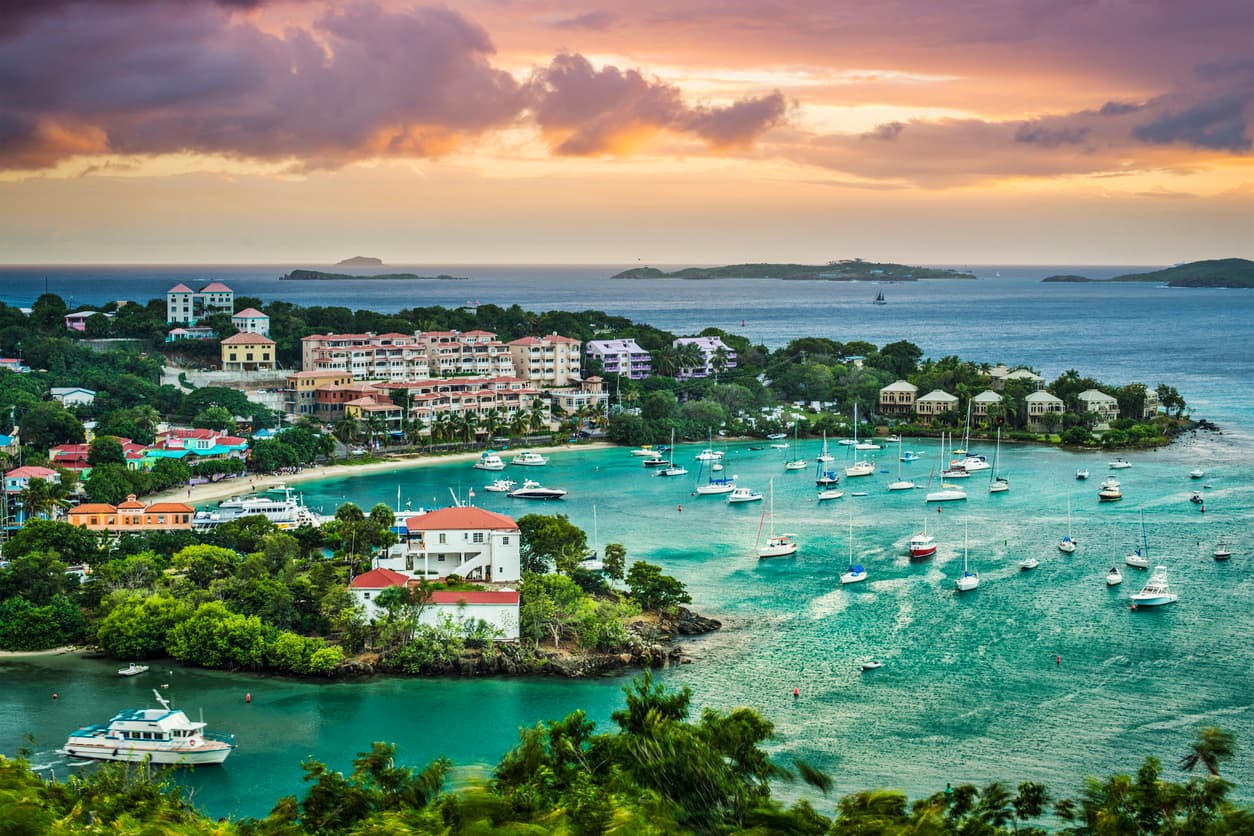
[472,532,484,543]
[502,536,510,545]
[437,533,446,544]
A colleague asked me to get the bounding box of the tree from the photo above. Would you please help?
[1180,727,1236,776]
[172,544,243,588]
[88,436,125,468]
[192,405,235,432]
[16,402,85,449]
[17,477,70,521]
[625,561,691,613]
[3,519,102,567]
[96,594,192,659]
[83,463,136,505]
[602,543,627,583]
[518,513,588,575]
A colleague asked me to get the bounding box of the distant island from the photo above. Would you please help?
[281,269,468,281]
[1042,258,1254,288]
[336,256,384,266]
[613,260,976,281]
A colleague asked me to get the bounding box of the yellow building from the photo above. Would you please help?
[220,332,276,371]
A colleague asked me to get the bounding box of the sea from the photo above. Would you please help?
[1,263,1252,820]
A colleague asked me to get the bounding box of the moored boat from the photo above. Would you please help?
[1109,457,1132,469]
[1098,477,1123,502]
[60,690,234,765]
[117,663,149,677]
[192,486,323,531]
[473,451,506,471]
[1020,556,1039,570]
[727,486,763,503]
[483,478,517,493]
[1130,566,1178,607]
[1214,542,1232,561]
[1076,468,1090,480]
[508,479,567,500]
[1106,566,1123,586]
[511,451,548,466]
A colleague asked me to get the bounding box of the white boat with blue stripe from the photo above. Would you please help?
[60,690,235,765]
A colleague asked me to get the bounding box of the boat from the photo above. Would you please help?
[483,478,517,493]
[783,423,807,471]
[631,444,659,457]
[727,486,763,504]
[766,432,787,440]
[952,400,974,457]
[925,435,967,502]
[956,453,990,472]
[900,450,920,463]
[1109,457,1132,469]
[955,520,979,591]
[844,404,875,477]
[816,488,844,501]
[887,436,915,491]
[1098,477,1123,502]
[511,451,548,466]
[473,451,505,471]
[988,426,1008,493]
[861,660,884,671]
[60,690,234,765]
[1125,510,1151,568]
[1076,468,1090,480]
[908,514,937,559]
[1189,491,1203,505]
[694,454,737,495]
[642,447,671,468]
[580,506,604,571]
[658,429,688,476]
[508,479,567,500]
[1189,468,1205,479]
[873,289,886,305]
[192,486,324,531]
[1130,565,1178,607]
[885,434,901,443]
[1106,566,1123,586]
[840,509,867,584]
[1214,542,1232,561]
[757,479,798,559]
[117,663,149,677]
[816,431,835,463]
[1020,556,1039,570]
[1058,497,1077,553]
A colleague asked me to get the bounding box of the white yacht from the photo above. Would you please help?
[757,480,798,559]
[482,478,517,493]
[60,690,234,765]
[1098,477,1123,502]
[1189,468,1205,480]
[955,522,979,591]
[508,479,567,500]
[117,663,149,677]
[727,487,763,504]
[816,488,844,501]
[1106,566,1123,586]
[1020,556,1039,570]
[1109,458,1132,469]
[1130,566,1178,607]
[473,451,506,471]
[192,487,323,531]
[511,451,548,466]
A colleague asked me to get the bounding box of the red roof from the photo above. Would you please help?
[6,465,59,480]
[233,307,267,318]
[349,568,411,589]
[200,282,232,292]
[146,502,195,513]
[406,506,518,532]
[168,283,195,293]
[221,332,275,345]
[69,502,117,514]
[428,590,520,605]
[117,495,145,510]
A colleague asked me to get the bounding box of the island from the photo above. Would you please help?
[337,256,384,266]
[281,269,468,281]
[1042,258,1254,288]
[613,259,976,281]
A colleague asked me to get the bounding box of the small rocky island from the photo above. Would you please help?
[613,259,976,281]
[1042,258,1254,288]
[337,256,384,266]
[281,269,469,281]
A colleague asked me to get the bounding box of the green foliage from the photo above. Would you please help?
[517,513,588,575]
[96,594,191,659]
[0,594,85,650]
[3,519,101,567]
[15,401,84,449]
[625,560,691,614]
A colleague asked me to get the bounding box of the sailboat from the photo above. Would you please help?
[873,289,887,305]
[757,478,798,558]
[1106,566,1123,586]
[694,456,736,495]
[658,429,688,477]
[1125,509,1151,568]
[955,520,979,591]
[951,401,973,457]
[840,509,866,584]
[1058,496,1077,553]
[845,404,875,477]
[816,431,835,463]
[784,423,807,471]
[887,436,915,491]
[695,429,723,462]
[988,425,1008,493]
[925,432,968,502]
[940,429,971,480]
[580,506,605,571]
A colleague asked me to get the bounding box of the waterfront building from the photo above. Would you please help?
[220,332,276,371]
[284,371,354,417]
[300,330,534,382]
[507,334,583,387]
[426,331,517,379]
[586,338,652,380]
[371,377,541,435]
[971,389,1003,418]
[915,389,959,422]
[1077,389,1120,429]
[1142,387,1160,418]
[343,397,404,437]
[348,567,520,641]
[549,376,609,419]
[166,282,234,325]
[66,495,194,532]
[377,506,522,583]
[878,380,919,416]
[1025,390,1066,429]
[230,308,270,337]
[672,336,737,379]
[50,387,96,408]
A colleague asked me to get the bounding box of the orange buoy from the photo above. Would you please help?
[1056,655,1061,666]
[245,693,251,704]
[52,693,58,700]
[793,687,800,698]
[677,504,683,513]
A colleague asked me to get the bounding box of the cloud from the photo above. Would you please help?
[1132,95,1251,152]
[549,10,617,31]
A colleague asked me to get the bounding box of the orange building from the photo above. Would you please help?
[66,495,194,532]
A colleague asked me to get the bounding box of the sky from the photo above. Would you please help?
[0,0,1251,265]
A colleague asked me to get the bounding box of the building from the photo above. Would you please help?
[1024,390,1065,429]
[507,334,583,387]
[1077,389,1120,428]
[1004,368,1045,389]
[220,332,276,371]
[426,331,516,379]
[549,376,609,419]
[64,310,110,332]
[586,338,652,380]
[284,370,354,417]
[231,308,270,337]
[301,331,521,381]
[165,326,218,342]
[166,281,235,325]
[989,366,1045,391]
[970,389,1003,418]
[0,358,31,374]
[372,377,542,435]
[343,397,405,436]
[915,389,959,421]
[5,465,61,495]
[374,506,522,583]
[672,336,737,379]
[348,567,520,641]
[878,380,919,416]
[1142,387,1160,419]
[66,495,194,532]
[50,387,97,408]
[149,428,249,465]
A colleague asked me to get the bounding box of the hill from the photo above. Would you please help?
[280,269,468,281]
[613,260,976,281]
[1043,258,1254,287]
[337,256,384,266]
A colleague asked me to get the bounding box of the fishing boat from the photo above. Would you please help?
[1189,468,1205,479]
[473,451,506,471]
[1076,468,1090,480]
[955,521,979,591]
[887,436,915,491]
[1098,477,1123,502]
[192,486,323,531]
[1109,457,1132,469]
[840,509,867,584]
[908,514,937,559]
[508,480,567,500]
[1058,497,1077,553]
[1020,556,1039,570]
[757,479,798,559]
[1106,566,1123,586]
[511,451,548,467]
[483,478,517,493]
[1125,510,1151,568]
[988,426,1008,493]
[1214,542,1232,561]
[117,663,149,677]
[845,405,875,477]
[727,486,763,504]
[60,690,234,765]
[1130,566,1178,607]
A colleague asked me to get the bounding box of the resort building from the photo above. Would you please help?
[166,282,234,325]
[586,338,652,380]
[1004,368,1045,389]
[423,331,516,378]
[379,506,522,583]
[284,370,354,417]
[343,397,405,436]
[50,387,96,408]
[507,334,583,388]
[970,389,1003,419]
[878,380,919,416]
[220,332,276,371]
[66,495,194,532]
[1024,390,1066,429]
[231,308,270,337]
[915,389,960,421]
[372,377,542,435]
[989,366,1045,391]
[4,465,61,495]
[1142,387,1160,418]
[1077,389,1120,428]
[348,567,520,641]
[299,330,544,382]
[672,336,737,379]
[548,377,609,419]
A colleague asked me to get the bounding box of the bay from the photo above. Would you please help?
[1,264,1252,818]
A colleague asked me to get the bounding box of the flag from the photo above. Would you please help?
[468,488,475,498]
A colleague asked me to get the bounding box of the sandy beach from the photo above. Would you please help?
[145,441,618,508]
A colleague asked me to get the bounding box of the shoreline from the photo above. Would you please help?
[145,441,618,508]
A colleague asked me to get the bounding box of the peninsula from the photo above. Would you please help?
[1041,258,1254,288]
[613,259,976,281]
[281,269,468,281]
[336,256,384,266]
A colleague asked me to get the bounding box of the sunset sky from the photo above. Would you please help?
[1,0,1251,264]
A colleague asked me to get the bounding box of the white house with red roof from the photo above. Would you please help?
[374,506,521,583]
[166,281,234,325]
[348,567,520,640]
[231,307,270,337]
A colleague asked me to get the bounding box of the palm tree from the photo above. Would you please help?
[675,342,704,378]
[480,407,503,441]
[365,414,386,449]
[18,477,69,521]
[1180,727,1236,776]
[528,399,550,434]
[651,346,678,378]
[333,416,358,447]
[711,347,729,382]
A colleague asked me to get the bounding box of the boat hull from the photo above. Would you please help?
[1130,594,1177,607]
[61,740,232,765]
[926,490,967,502]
